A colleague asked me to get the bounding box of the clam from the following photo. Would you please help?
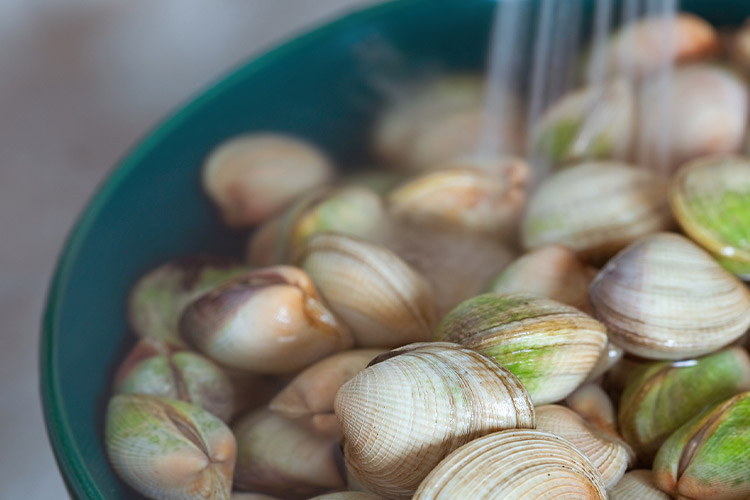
[269,348,387,438]
[387,222,515,317]
[247,186,390,267]
[669,155,750,279]
[535,405,634,489]
[339,169,407,196]
[309,494,384,500]
[373,74,524,169]
[587,340,625,382]
[728,20,750,74]
[565,383,618,437]
[129,256,251,345]
[653,391,750,499]
[231,494,281,500]
[335,342,535,499]
[202,133,334,227]
[531,79,635,167]
[435,293,607,404]
[113,339,234,422]
[618,347,750,463]
[609,470,671,500]
[413,429,607,499]
[387,157,529,239]
[486,244,597,313]
[299,234,437,348]
[592,13,719,78]
[105,394,236,500]
[589,232,750,359]
[233,409,344,499]
[180,265,352,374]
[637,64,748,172]
[521,161,672,262]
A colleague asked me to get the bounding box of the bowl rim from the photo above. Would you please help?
[38,0,464,497]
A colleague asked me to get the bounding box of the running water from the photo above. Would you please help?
[478,0,678,177]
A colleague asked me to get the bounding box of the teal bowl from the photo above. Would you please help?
[41,0,750,498]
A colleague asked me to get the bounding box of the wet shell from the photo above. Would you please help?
[653,392,750,500]
[521,161,672,262]
[334,342,535,499]
[233,409,344,499]
[435,293,607,404]
[589,232,750,359]
[609,470,671,500]
[413,429,607,499]
[535,405,634,489]
[486,244,597,313]
[565,383,618,437]
[300,234,438,348]
[180,266,352,374]
[308,493,384,500]
[105,394,236,500]
[618,347,750,462]
[202,134,333,227]
[387,157,529,238]
[670,155,750,279]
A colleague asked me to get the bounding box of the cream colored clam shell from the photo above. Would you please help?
[413,429,607,499]
[335,342,535,499]
[589,232,750,359]
[565,383,618,437]
[300,234,438,348]
[608,470,671,500]
[535,405,634,489]
[308,493,384,500]
[521,161,672,261]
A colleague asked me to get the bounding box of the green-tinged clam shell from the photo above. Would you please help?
[653,391,750,499]
[180,265,352,374]
[619,347,750,463]
[434,293,607,404]
[531,80,635,167]
[335,342,534,499]
[128,256,251,345]
[247,186,390,267]
[105,394,236,500]
[233,409,344,499]
[521,162,672,263]
[670,155,750,279]
[113,339,234,422]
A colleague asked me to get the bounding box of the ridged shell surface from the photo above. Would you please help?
[300,234,438,348]
[589,232,750,359]
[521,161,672,262]
[535,405,634,489]
[413,429,607,499]
[609,470,671,500]
[334,342,535,499]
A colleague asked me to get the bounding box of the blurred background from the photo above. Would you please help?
[0,1,372,496]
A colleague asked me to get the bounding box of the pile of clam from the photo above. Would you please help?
[105,12,750,500]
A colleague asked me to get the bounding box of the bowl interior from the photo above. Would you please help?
[41,0,750,498]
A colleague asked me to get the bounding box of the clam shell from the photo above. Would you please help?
[180,265,352,373]
[670,155,750,279]
[592,13,719,78]
[435,293,607,404]
[609,470,671,500]
[335,342,535,499]
[105,394,236,500]
[300,234,438,348]
[233,408,344,499]
[413,429,607,499]
[653,391,750,499]
[535,405,634,489]
[308,493,384,500]
[202,133,333,227]
[586,340,625,382]
[387,157,529,238]
[564,383,618,437]
[618,347,750,463]
[521,161,672,262]
[113,339,234,422]
[487,244,596,313]
[589,232,750,359]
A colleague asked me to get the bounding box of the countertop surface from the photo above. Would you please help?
[0,1,372,497]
